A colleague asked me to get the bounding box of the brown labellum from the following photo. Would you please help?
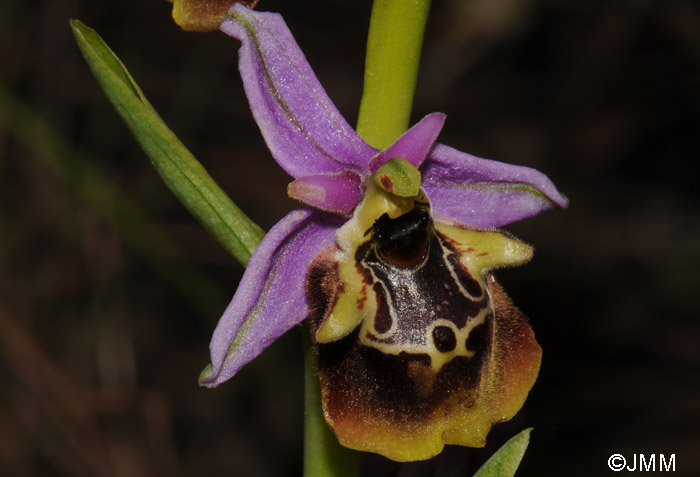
[306,206,542,461]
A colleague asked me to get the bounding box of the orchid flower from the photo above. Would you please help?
[199,4,567,461]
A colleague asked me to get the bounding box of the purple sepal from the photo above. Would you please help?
[422,144,569,228]
[200,208,344,387]
[220,5,376,178]
[288,171,363,215]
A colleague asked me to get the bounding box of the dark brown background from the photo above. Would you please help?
[1,0,699,475]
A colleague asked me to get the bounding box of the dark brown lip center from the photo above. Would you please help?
[373,206,430,269]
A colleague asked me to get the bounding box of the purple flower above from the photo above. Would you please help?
[199,4,567,461]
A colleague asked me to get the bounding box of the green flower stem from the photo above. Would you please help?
[303,2,431,476]
[70,20,264,267]
[357,0,432,149]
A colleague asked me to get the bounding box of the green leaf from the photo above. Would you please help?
[70,19,264,266]
[473,429,532,477]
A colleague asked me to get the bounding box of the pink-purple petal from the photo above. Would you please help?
[200,208,344,387]
[221,5,377,178]
[288,171,363,216]
[422,143,568,228]
[368,113,446,172]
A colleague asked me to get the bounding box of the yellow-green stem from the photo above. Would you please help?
[356,0,432,148]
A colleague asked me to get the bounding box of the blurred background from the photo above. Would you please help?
[1,0,699,475]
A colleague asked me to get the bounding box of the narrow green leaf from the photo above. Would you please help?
[70,19,265,266]
[473,429,532,477]
[70,21,148,104]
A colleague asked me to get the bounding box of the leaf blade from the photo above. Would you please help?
[473,428,532,477]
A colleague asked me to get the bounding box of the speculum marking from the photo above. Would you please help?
[355,204,490,371]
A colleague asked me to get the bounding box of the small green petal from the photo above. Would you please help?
[373,157,422,197]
